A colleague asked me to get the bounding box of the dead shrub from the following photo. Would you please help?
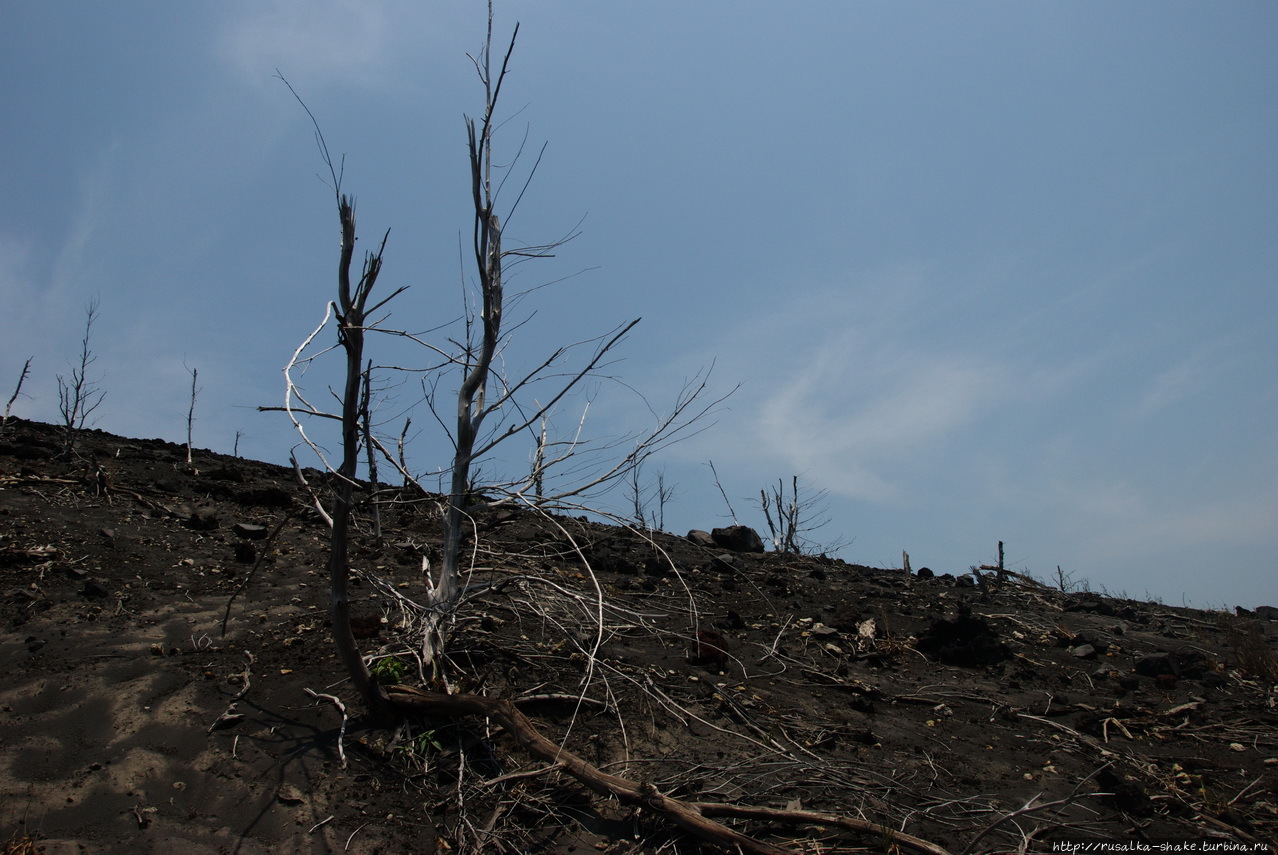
[1221,616,1278,681]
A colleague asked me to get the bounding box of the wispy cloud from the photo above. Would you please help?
[218,0,393,90]
[674,269,1033,504]
[1125,344,1220,423]
[755,339,1009,502]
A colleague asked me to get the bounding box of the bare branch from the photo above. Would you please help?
[2,356,33,430]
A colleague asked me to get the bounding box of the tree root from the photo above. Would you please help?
[386,685,951,855]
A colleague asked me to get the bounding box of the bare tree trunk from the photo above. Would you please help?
[423,18,517,665]
[185,365,198,466]
[330,196,391,714]
[2,356,33,431]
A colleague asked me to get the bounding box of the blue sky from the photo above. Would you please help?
[3,2,1275,609]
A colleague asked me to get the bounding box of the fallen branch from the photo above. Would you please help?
[694,802,951,855]
[387,685,950,855]
[208,650,254,733]
[956,766,1109,855]
[481,761,566,788]
[305,688,350,769]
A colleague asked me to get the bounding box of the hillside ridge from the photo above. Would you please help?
[1,417,1275,853]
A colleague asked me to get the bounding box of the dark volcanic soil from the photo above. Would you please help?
[1,417,1276,854]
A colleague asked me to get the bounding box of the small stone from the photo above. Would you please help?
[1071,644,1098,660]
[686,530,716,548]
[232,523,269,540]
[277,785,306,805]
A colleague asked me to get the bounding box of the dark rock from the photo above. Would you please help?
[808,566,827,580]
[686,530,716,548]
[232,523,269,540]
[710,525,765,553]
[0,439,54,460]
[187,508,219,531]
[234,543,256,564]
[1201,672,1227,691]
[81,580,110,599]
[1173,648,1208,679]
[1135,652,1176,678]
[916,566,934,579]
[1097,768,1154,816]
[1135,650,1207,680]
[1254,605,1278,621]
[715,610,746,631]
[765,574,791,596]
[686,629,730,671]
[596,551,640,575]
[916,610,1010,667]
[710,553,736,573]
[642,556,670,577]
[848,696,876,715]
[1065,594,1119,617]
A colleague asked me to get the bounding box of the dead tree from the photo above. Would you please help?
[759,474,847,555]
[270,4,717,700]
[57,298,106,457]
[184,363,199,466]
[261,9,957,854]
